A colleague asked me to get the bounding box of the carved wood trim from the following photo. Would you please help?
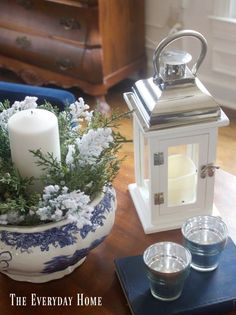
[0,54,107,95]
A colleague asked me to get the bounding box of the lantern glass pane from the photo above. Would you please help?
[167,144,199,207]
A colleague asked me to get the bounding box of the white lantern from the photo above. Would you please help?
[124,30,229,234]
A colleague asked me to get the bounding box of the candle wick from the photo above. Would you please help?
[31,111,33,115]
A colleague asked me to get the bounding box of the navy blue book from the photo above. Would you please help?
[115,238,236,315]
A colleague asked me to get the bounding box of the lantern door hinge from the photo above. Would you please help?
[154,152,164,165]
[154,192,164,205]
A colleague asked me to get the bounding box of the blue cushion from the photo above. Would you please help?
[0,82,76,110]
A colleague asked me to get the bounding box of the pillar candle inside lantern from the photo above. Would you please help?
[168,154,197,206]
[8,108,61,191]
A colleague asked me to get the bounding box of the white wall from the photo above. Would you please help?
[145,0,236,109]
[145,0,183,76]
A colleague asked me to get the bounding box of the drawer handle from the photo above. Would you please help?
[16,0,33,10]
[15,36,32,49]
[56,58,73,71]
[60,17,81,31]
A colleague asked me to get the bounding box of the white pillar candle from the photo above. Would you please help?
[168,154,197,206]
[8,109,61,190]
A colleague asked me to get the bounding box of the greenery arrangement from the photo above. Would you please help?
[0,97,128,226]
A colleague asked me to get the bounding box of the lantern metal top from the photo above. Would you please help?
[124,30,221,131]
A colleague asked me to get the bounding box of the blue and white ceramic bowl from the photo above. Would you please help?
[0,186,116,283]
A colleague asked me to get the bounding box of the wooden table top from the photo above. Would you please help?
[0,165,235,315]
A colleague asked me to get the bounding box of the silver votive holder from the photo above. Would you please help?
[143,242,192,301]
[182,215,228,272]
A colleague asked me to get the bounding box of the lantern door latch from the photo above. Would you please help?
[154,192,164,205]
[154,152,164,165]
[200,164,220,178]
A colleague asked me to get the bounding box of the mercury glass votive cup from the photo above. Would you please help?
[143,242,192,301]
[182,215,228,272]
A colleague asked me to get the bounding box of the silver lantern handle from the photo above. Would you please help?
[153,30,207,84]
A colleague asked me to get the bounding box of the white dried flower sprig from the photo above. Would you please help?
[36,185,93,227]
[66,127,113,168]
[0,212,24,225]
[69,97,93,128]
[65,144,76,167]
[77,128,113,164]
[0,96,38,130]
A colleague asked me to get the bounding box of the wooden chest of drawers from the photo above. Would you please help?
[0,0,146,101]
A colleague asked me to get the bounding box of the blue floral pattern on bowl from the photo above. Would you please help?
[42,236,106,273]
[0,223,79,253]
[0,186,116,282]
[0,251,12,270]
